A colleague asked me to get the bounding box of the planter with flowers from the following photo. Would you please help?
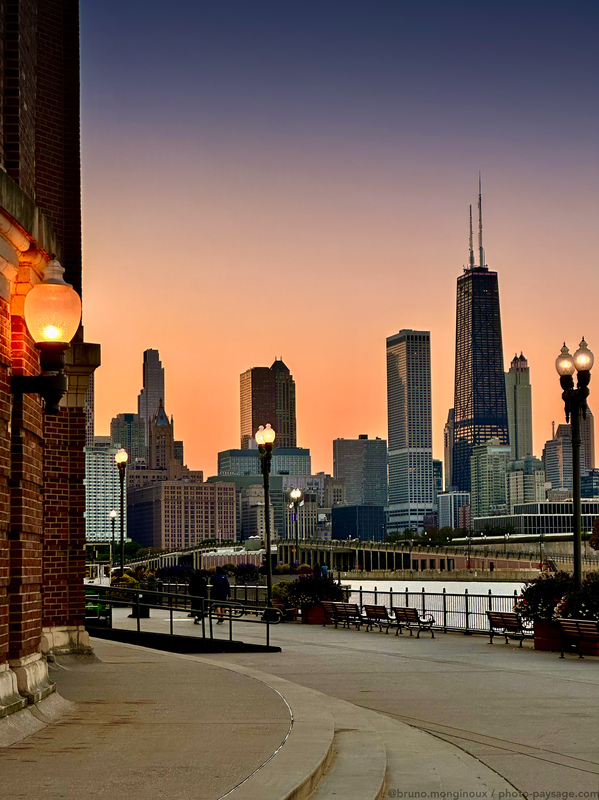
[554,573,599,655]
[287,575,345,624]
[513,572,576,651]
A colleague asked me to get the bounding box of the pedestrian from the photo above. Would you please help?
[313,562,322,579]
[210,566,231,624]
[189,569,208,623]
[321,563,329,579]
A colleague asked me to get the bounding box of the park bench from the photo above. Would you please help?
[322,601,364,630]
[556,618,599,658]
[321,601,338,626]
[392,606,435,638]
[363,604,395,633]
[486,610,533,647]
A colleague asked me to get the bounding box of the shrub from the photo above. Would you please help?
[220,562,237,577]
[297,564,313,575]
[272,580,296,607]
[287,576,344,608]
[155,565,195,584]
[235,562,260,582]
[513,572,576,622]
[555,572,599,620]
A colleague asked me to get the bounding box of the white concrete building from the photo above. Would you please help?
[84,439,124,542]
[386,329,434,533]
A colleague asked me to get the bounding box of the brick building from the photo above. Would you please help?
[0,2,100,721]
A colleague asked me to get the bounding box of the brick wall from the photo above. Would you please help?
[42,408,86,628]
[3,1,37,199]
[0,297,11,667]
[35,0,82,298]
[8,315,44,661]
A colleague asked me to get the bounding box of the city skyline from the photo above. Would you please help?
[80,2,599,476]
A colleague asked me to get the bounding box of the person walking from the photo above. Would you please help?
[189,569,208,624]
[210,566,231,624]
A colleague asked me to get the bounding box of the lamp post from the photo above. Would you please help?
[109,509,117,574]
[556,338,594,586]
[503,532,510,555]
[11,259,82,413]
[288,487,304,567]
[466,533,472,570]
[115,448,128,574]
[256,424,275,609]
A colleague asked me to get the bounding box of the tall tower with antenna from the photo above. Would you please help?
[451,178,509,492]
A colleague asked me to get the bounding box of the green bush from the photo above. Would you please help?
[555,572,599,620]
[297,564,313,575]
[272,580,296,607]
[513,572,576,622]
[220,562,237,577]
[287,576,344,608]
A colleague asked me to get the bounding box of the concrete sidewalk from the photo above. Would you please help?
[2,611,599,799]
[0,640,291,800]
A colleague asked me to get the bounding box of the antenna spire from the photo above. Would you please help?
[469,205,475,269]
[478,172,484,268]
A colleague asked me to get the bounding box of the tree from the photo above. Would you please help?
[589,517,599,551]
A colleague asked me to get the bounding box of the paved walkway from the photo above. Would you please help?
[2,608,599,799]
[205,615,599,799]
[0,639,290,800]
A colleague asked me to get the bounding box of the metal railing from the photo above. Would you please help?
[85,585,282,647]
[348,586,520,634]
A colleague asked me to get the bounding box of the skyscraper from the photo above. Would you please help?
[543,426,573,493]
[443,408,454,490]
[581,407,595,470]
[137,349,165,444]
[470,437,511,518]
[386,329,434,533]
[110,412,147,463]
[333,435,388,507]
[271,358,297,448]
[452,183,509,491]
[239,359,297,448]
[505,353,533,461]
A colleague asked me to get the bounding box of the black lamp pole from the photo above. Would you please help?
[556,340,593,587]
[257,426,275,608]
[110,512,116,569]
[115,449,128,575]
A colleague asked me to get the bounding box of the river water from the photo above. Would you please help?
[346,579,524,597]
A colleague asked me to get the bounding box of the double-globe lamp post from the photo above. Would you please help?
[256,424,275,609]
[109,509,117,572]
[115,448,129,574]
[288,488,304,566]
[556,338,594,587]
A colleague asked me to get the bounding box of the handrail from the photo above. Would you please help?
[88,585,283,648]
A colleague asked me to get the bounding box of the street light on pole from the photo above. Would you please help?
[288,488,304,567]
[556,338,594,586]
[109,509,117,574]
[115,448,128,574]
[256,424,275,610]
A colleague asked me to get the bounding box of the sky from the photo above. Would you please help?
[79,1,599,477]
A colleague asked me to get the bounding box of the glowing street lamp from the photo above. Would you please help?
[256,424,275,617]
[115,448,129,573]
[288,487,304,566]
[556,338,594,586]
[12,259,82,413]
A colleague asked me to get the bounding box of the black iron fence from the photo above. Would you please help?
[348,586,520,634]
[85,585,282,647]
[119,584,518,633]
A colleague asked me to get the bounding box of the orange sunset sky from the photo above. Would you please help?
[79,2,599,477]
